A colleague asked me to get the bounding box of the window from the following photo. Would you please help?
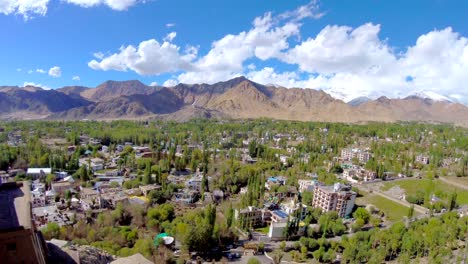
[6,243,16,251]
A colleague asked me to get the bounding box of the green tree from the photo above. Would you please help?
[353,207,370,223]
[247,257,261,264]
[449,192,458,211]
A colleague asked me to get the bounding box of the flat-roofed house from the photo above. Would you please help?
[26,168,51,179]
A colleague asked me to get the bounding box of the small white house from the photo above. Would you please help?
[27,168,52,179]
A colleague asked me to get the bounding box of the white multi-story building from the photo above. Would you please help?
[312,183,356,218]
[341,148,371,163]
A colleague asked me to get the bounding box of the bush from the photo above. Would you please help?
[247,257,261,264]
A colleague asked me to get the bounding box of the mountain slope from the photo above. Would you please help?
[80,80,158,102]
[0,87,91,114]
[205,80,280,118]
[1,78,468,126]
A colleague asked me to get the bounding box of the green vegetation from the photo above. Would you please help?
[382,179,468,205]
[356,193,412,222]
[254,226,269,234]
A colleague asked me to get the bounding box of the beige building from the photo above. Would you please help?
[312,183,356,218]
[235,206,264,228]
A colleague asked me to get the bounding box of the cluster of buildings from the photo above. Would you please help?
[342,165,377,183]
[236,176,357,241]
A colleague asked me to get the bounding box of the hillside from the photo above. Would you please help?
[0,77,467,126]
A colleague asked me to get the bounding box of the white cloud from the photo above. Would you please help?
[88,37,198,75]
[279,0,324,21]
[48,66,62,77]
[88,1,320,84]
[16,68,22,72]
[163,79,178,87]
[247,67,299,87]
[284,23,396,75]
[279,25,468,104]
[0,0,140,19]
[36,68,46,73]
[149,81,157,86]
[72,76,80,81]
[28,70,34,74]
[0,0,49,20]
[93,52,105,59]
[166,23,175,28]
[164,32,177,42]
[172,11,306,84]
[23,81,51,90]
[65,0,138,11]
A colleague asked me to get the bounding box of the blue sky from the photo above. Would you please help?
[1,0,468,103]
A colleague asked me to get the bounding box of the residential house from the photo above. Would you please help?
[298,179,317,192]
[139,184,161,197]
[30,189,46,208]
[185,175,203,191]
[265,176,286,190]
[416,154,430,165]
[79,158,104,171]
[173,191,199,204]
[0,171,10,184]
[51,181,73,195]
[55,171,68,180]
[26,168,52,179]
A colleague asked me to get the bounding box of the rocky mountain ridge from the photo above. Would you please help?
[1,77,467,126]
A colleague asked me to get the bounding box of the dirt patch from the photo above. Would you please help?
[383,186,406,200]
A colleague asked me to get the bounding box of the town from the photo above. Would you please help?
[0,119,467,264]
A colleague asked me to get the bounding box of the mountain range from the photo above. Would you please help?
[1,77,467,126]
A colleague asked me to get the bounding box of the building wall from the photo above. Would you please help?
[0,228,46,264]
[312,186,356,218]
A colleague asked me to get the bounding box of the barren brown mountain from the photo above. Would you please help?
[1,78,467,126]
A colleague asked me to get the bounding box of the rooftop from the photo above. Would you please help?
[27,168,52,174]
[0,181,31,230]
[111,253,152,264]
[272,210,288,219]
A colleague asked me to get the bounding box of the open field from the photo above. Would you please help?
[381,178,468,205]
[440,176,468,189]
[356,193,413,222]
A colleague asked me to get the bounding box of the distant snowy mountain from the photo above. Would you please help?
[325,87,454,104]
[407,91,452,102]
[348,96,371,106]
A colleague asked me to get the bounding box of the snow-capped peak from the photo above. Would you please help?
[410,90,452,102]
